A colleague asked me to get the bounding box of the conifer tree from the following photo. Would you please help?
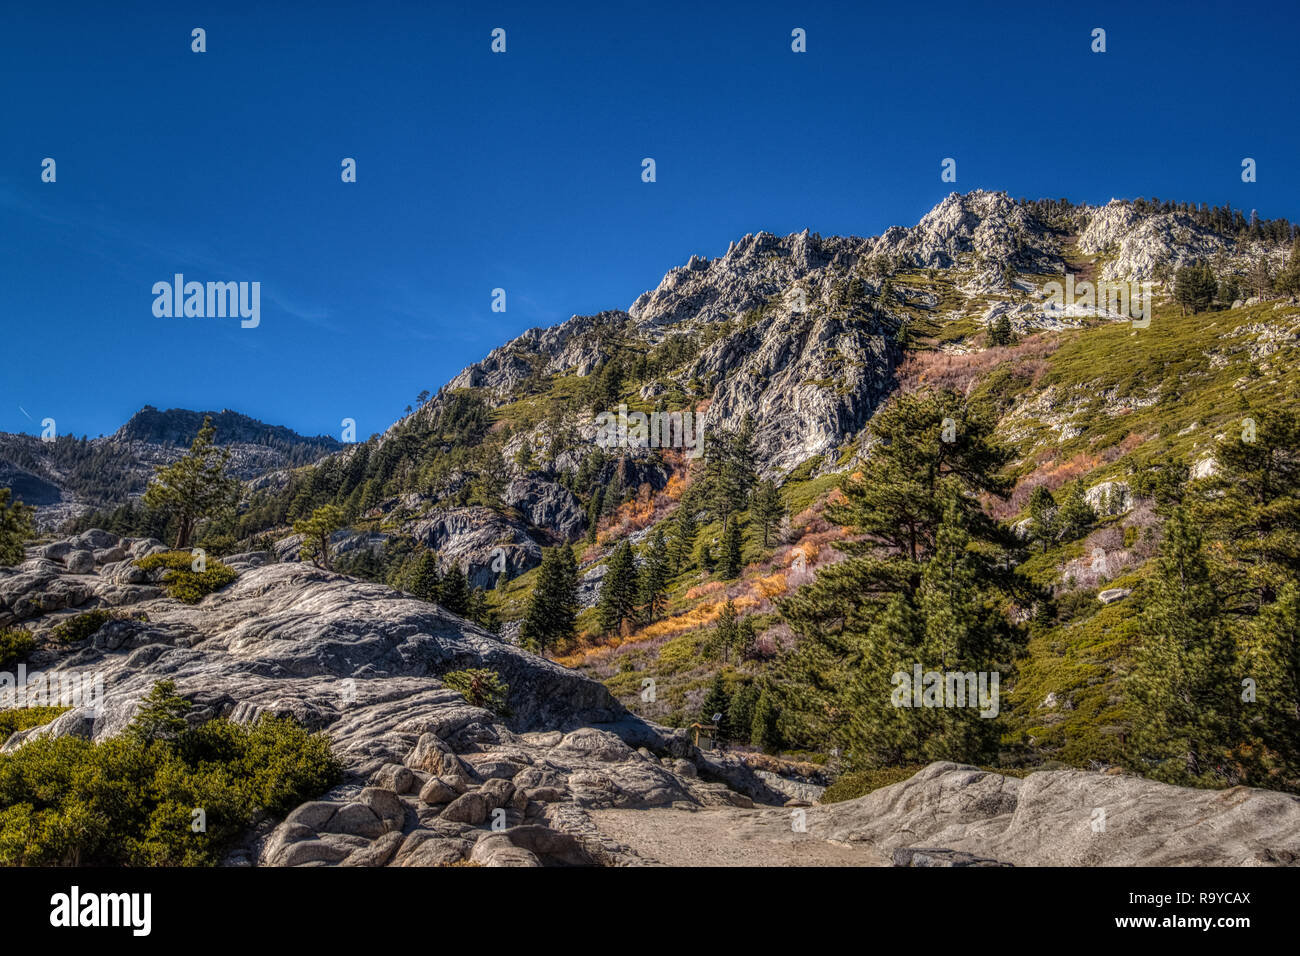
[409,549,441,602]
[585,486,604,543]
[720,519,743,578]
[700,673,731,739]
[1127,508,1239,785]
[0,489,35,568]
[438,564,471,616]
[294,504,345,571]
[520,544,579,653]
[751,479,785,548]
[143,415,241,549]
[669,502,698,572]
[751,685,781,754]
[638,528,671,623]
[727,681,758,744]
[597,541,639,634]
[1027,485,1057,553]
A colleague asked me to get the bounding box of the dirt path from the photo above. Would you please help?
[588,805,887,867]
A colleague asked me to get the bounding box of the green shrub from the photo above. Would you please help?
[442,668,510,715]
[0,693,340,866]
[0,706,69,742]
[0,628,35,668]
[49,609,114,644]
[821,766,926,803]
[135,551,238,604]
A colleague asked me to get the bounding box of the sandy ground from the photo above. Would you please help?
[588,805,887,867]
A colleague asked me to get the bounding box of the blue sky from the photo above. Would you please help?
[2,0,1297,440]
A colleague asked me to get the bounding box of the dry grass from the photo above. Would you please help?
[896,335,1058,395]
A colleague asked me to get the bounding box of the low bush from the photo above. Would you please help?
[0,680,340,866]
[0,706,69,742]
[135,551,238,604]
[49,610,114,644]
[0,628,35,668]
[442,668,510,715]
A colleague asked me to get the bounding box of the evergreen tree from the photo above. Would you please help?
[1192,407,1300,610]
[1054,481,1095,542]
[1246,583,1300,783]
[751,479,785,548]
[777,388,1021,754]
[127,680,192,745]
[1027,485,1057,553]
[988,314,1015,346]
[409,549,441,602]
[293,504,345,571]
[720,518,743,578]
[142,415,241,549]
[696,537,715,574]
[520,545,579,654]
[438,564,471,616]
[700,674,731,739]
[727,681,758,744]
[710,600,740,663]
[751,685,781,754]
[1174,261,1218,315]
[1127,509,1239,786]
[0,489,35,568]
[585,486,604,543]
[597,541,639,634]
[702,417,757,530]
[669,502,698,572]
[638,528,671,623]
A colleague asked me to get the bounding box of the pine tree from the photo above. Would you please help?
[520,545,579,654]
[1127,508,1240,786]
[700,673,731,739]
[438,564,471,616]
[720,519,743,578]
[409,550,441,602]
[1246,583,1300,783]
[669,503,698,572]
[710,600,740,663]
[585,486,604,543]
[1054,481,1095,542]
[751,479,785,548]
[293,504,345,571]
[638,528,671,624]
[597,541,639,634]
[777,389,1021,755]
[696,537,715,574]
[751,686,781,754]
[727,681,758,744]
[1027,485,1057,553]
[142,415,241,549]
[0,489,35,568]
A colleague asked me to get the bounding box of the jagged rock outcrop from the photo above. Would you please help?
[502,478,586,542]
[871,190,1062,275]
[406,507,543,588]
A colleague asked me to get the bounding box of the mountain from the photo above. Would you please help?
[0,406,341,529]
[3,190,1299,867]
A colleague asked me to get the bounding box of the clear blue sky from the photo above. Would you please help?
[3,0,1297,440]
